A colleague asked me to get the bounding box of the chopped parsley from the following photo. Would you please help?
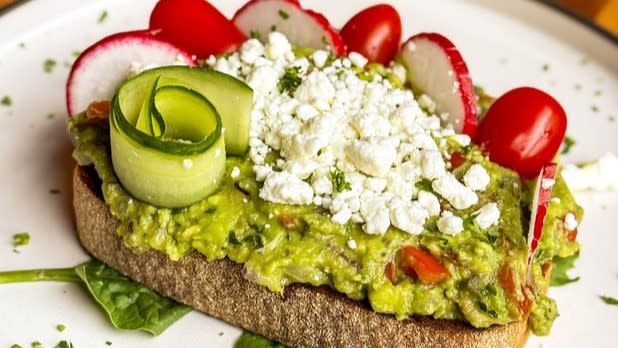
[47,113,56,119]
[71,50,81,57]
[321,35,329,45]
[10,345,22,348]
[477,302,498,318]
[609,115,615,122]
[98,10,108,23]
[574,83,582,91]
[541,64,549,71]
[250,30,261,40]
[278,66,302,94]
[593,89,602,97]
[415,178,433,192]
[218,332,224,336]
[591,105,599,113]
[54,341,74,348]
[1,95,12,106]
[18,42,26,48]
[560,135,576,155]
[56,323,66,332]
[330,169,351,192]
[278,9,289,20]
[105,341,112,346]
[49,188,61,194]
[270,24,277,32]
[600,295,618,305]
[13,232,30,248]
[31,341,43,348]
[44,58,57,73]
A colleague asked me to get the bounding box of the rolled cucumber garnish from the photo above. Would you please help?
[110,66,252,207]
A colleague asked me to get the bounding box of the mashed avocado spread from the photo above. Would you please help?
[69,107,581,335]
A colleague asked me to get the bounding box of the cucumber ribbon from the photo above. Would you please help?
[110,67,233,208]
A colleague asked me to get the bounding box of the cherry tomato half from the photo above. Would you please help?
[477,87,567,179]
[340,4,402,65]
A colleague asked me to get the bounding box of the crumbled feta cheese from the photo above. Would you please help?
[311,50,329,68]
[294,71,335,106]
[420,150,446,179]
[265,32,292,60]
[230,166,241,178]
[417,191,441,216]
[541,178,555,190]
[360,197,390,235]
[240,39,265,65]
[259,171,313,205]
[348,52,368,68]
[564,212,578,231]
[389,198,428,235]
[347,239,357,249]
[463,164,490,191]
[332,207,352,224]
[346,140,397,177]
[182,159,193,169]
[437,211,463,235]
[474,203,501,229]
[432,174,478,210]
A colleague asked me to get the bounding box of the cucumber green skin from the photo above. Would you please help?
[110,65,249,208]
[117,66,253,156]
[110,128,226,208]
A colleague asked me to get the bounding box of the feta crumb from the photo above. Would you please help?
[463,164,490,191]
[348,52,368,68]
[417,190,441,216]
[332,207,352,225]
[347,239,357,249]
[360,197,390,235]
[541,178,556,190]
[437,211,464,235]
[230,166,241,178]
[389,199,428,235]
[311,50,329,68]
[182,159,193,169]
[265,32,292,60]
[259,172,314,205]
[474,203,501,229]
[433,174,478,209]
[347,140,397,177]
[564,212,578,231]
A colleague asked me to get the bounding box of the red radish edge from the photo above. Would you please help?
[66,29,196,116]
[399,33,477,138]
[527,163,558,264]
[232,0,346,56]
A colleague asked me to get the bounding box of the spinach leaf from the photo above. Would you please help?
[600,295,618,305]
[75,261,192,335]
[550,251,580,286]
[234,331,288,348]
[0,260,191,336]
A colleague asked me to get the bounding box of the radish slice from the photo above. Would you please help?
[399,33,477,138]
[232,0,346,56]
[66,30,196,116]
[527,163,558,264]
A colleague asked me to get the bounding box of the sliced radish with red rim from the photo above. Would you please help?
[527,163,557,264]
[233,0,346,56]
[399,33,477,138]
[66,30,196,116]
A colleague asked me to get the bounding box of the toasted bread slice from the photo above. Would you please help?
[73,166,531,348]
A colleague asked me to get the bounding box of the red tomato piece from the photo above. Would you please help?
[398,246,450,285]
[477,87,567,179]
[340,4,402,65]
[149,0,247,59]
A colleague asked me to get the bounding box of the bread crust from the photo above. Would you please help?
[73,166,530,348]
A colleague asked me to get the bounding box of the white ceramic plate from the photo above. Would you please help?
[0,0,616,347]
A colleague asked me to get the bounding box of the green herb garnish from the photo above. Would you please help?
[278,9,289,20]
[18,42,26,48]
[321,35,328,45]
[31,341,43,348]
[105,341,112,346]
[550,251,580,286]
[54,341,74,348]
[330,169,351,192]
[250,30,261,40]
[11,345,23,348]
[270,24,277,32]
[541,64,549,71]
[44,58,57,73]
[47,113,56,119]
[477,302,498,318]
[278,66,302,94]
[560,135,576,155]
[13,232,30,248]
[71,50,81,57]
[0,260,191,335]
[415,178,433,192]
[98,10,108,23]
[56,324,66,332]
[591,105,599,113]
[1,95,12,106]
[600,295,618,305]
